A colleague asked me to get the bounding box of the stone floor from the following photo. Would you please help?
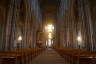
[32,48,66,64]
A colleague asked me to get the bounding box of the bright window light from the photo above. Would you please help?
[45,24,54,32]
[48,25,54,29]
[48,39,51,47]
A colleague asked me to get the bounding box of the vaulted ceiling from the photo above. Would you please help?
[38,0,60,24]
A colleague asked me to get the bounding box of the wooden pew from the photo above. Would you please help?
[0,48,44,64]
[55,48,96,64]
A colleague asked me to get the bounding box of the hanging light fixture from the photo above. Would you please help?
[48,33,52,39]
[18,35,22,41]
[77,35,82,42]
[77,35,82,46]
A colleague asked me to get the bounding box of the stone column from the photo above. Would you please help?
[5,0,21,51]
[83,0,94,51]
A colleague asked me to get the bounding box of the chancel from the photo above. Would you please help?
[0,0,96,64]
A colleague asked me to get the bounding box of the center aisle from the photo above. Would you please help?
[32,48,65,64]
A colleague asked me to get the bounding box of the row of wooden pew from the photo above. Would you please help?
[0,48,44,64]
[55,48,96,64]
